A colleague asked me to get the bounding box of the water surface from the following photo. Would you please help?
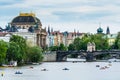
[0,61,120,80]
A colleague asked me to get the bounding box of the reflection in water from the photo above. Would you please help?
[0,60,120,80]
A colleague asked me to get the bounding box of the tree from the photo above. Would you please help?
[26,46,43,62]
[49,46,59,51]
[81,35,91,50]
[68,43,75,51]
[7,42,21,63]
[58,43,67,51]
[93,34,109,50]
[72,34,109,51]
[73,38,82,50]
[114,32,120,49]
[10,35,27,63]
[0,40,7,65]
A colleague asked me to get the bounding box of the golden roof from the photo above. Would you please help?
[19,12,35,17]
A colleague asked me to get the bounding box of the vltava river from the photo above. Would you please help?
[0,60,120,80]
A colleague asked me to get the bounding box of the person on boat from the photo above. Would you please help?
[1,72,4,76]
[30,66,33,69]
[96,65,100,67]
[15,71,23,74]
[41,68,48,71]
[63,68,69,70]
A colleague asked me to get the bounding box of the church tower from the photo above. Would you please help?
[106,26,110,34]
[97,23,103,34]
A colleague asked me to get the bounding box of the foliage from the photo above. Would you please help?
[72,34,109,51]
[49,46,59,51]
[58,43,67,51]
[91,34,109,50]
[73,38,82,50]
[114,32,120,49]
[81,35,91,50]
[0,40,7,65]
[7,42,21,62]
[68,43,75,51]
[9,35,27,63]
[26,46,43,62]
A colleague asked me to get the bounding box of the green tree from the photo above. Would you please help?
[73,37,82,50]
[0,40,7,65]
[10,35,27,63]
[49,46,59,51]
[7,42,21,63]
[68,43,75,51]
[58,43,67,51]
[72,34,109,51]
[26,46,43,62]
[81,36,91,50]
[93,34,109,50]
[114,32,120,49]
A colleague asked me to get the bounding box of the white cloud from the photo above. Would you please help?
[0,0,120,33]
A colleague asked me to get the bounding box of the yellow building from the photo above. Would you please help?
[107,34,117,46]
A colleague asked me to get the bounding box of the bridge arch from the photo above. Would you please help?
[56,50,120,62]
[56,51,88,61]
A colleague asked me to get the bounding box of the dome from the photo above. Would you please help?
[97,27,103,33]
[11,13,42,26]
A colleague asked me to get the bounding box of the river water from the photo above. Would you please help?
[0,59,120,80]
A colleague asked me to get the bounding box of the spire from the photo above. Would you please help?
[74,29,76,36]
[74,29,76,33]
[106,26,110,34]
[51,27,53,33]
[48,25,50,35]
[77,30,79,36]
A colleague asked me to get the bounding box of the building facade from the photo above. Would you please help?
[10,12,47,48]
[46,27,85,47]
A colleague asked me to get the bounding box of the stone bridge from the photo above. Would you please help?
[56,50,120,61]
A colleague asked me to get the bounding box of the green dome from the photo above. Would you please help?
[97,27,103,33]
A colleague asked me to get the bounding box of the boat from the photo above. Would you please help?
[62,68,69,70]
[41,68,48,71]
[29,66,33,69]
[96,65,100,67]
[15,71,23,74]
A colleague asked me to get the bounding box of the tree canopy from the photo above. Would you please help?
[0,40,7,65]
[26,46,43,62]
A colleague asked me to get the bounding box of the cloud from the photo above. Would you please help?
[0,0,120,33]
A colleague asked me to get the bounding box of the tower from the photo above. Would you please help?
[48,25,50,35]
[97,23,103,34]
[106,26,110,34]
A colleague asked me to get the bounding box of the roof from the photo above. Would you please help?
[11,13,42,26]
[97,27,103,33]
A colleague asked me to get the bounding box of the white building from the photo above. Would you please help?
[0,31,37,47]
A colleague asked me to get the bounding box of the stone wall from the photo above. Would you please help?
[43,51,56,61]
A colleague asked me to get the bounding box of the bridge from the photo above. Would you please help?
[56,50,120,61]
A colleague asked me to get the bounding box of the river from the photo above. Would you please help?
[0,59,120,80]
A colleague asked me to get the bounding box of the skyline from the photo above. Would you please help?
[0,0,120,33]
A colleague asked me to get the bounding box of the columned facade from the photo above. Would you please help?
[10,12,47,48]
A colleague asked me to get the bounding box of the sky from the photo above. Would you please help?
[0,0,120,34]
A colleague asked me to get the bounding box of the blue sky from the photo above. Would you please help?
[0,0,120,33]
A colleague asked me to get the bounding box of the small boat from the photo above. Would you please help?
[62,68,69,70]
[100,67,105,70]
[96,65,100,67]
[30,66,33,69]
[108,64,112,66]
[15,71,23,74]
[41,68,48,71]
